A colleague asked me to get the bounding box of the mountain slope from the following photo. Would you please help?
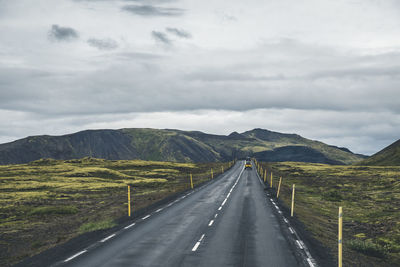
[241,128,363,164]
[359,139,400,166]
[0,128,365,165]
[253,146,343,165]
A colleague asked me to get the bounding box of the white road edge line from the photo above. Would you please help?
[64,250,87,262]
[307,258,316,267]
[155,208,163,213]
[124,223,135,229]
[142,215,151,220]
[208,220,214,226]
[214,213,218,218]
[218,206,222,210]
[255,168,264,186]
[100,234,116,243]
[289,227,295,234]
[296,240,304,249]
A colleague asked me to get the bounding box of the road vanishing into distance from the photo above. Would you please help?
[56,161,311,267]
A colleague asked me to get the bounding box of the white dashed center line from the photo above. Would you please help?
[192,234,206,251]
[208,220,214,226]
[221,199,227,206]
[192,242,201,251]
[199,234,205,241]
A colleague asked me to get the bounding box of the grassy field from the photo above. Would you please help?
[0,157,231,267]
[259,162,400,266]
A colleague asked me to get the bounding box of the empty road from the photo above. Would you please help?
[57,161,303,267]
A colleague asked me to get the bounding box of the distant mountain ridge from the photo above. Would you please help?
[0,128,365,165]
[359,139,400,166]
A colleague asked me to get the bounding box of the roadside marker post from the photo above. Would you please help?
[211,168,214,179]
[291,184,295,217]
[270,172,273,188]
[128,185,131,217]
[264,169,267,183]
[339,207,343,267]
[221,166,224,173]
[277,177,282,198]
[190,173,194,189]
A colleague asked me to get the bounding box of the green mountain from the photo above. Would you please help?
[0,128,365,165]
[359,139,400,166]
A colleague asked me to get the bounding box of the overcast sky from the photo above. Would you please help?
[1,0,400,155]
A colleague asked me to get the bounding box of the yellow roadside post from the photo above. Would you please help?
[339,207,343,267]
[291,184,295,217]
[221,166,224,173]
[264,169,267,183]
[277,177,282,198]
[270,172,273,188]
[190,173,194,189]
[128,185,131,217]
[211,168,214,179]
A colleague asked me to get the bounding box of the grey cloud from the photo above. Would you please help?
[48,24,79,41]
[122,5,184,16]
[166,27,191,38]
[113,52,163,60]
[309,66,400,80]
[151,31,171,44]
[185,71,285,82]
[87,38,118,50]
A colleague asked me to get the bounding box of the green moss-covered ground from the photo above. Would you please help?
[0,157,231,267]
[259,162,400,266]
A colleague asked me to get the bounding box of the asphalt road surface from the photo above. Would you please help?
[57,161,300,267]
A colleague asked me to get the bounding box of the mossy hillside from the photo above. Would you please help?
[0,158,230,267]
[262,162,400,266]
[0,128,364,165]
[359,139,400,166]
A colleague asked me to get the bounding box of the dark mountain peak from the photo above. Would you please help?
[241,128,302,142]
[228,131,244,139]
